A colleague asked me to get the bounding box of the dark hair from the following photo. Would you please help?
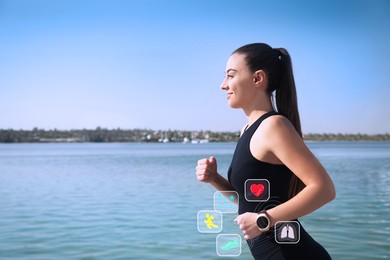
[233,43,305,198]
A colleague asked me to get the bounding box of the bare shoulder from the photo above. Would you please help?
[259,115,302,149]
[250,115,299,161]
[261,115,296,134]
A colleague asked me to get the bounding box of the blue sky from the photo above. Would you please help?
[1,0,389,134]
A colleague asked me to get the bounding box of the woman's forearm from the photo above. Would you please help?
[210,173,234,191]
[209,173,238,204]
[267,182,335,225]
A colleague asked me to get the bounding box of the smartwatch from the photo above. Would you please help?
[256,210,271,232]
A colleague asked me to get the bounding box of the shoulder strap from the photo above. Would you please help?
[257,111,279,125]
[248,111,278,132]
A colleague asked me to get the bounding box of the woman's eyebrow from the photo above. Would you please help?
[226,69,238,73]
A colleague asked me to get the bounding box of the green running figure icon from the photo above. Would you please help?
[204,213,218,229]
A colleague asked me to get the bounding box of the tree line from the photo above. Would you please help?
[303,133,390,141]
[0,128,238,143]
[0,128,389,143]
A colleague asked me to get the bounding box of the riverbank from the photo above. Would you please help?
[1,128,389,143]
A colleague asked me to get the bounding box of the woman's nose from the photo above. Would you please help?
[220,78,228,90]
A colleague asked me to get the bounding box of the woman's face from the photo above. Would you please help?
[220,53,257,109]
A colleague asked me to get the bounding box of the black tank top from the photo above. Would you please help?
[228,111,333,259]
[228,111,293,214]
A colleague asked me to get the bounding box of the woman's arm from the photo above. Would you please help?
[196,156,236,202]
[263,116,336,225]
[196,156,235,191]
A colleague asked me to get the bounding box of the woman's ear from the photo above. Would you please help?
[253,70,266,86]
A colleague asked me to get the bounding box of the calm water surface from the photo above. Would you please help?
[0,142,389,259]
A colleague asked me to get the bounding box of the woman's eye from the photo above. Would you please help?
[227,75,234,78]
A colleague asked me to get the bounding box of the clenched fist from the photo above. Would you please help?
[196,156,218,183]
[235,212,262,240]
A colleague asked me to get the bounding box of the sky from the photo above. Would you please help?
[1,0,389,134]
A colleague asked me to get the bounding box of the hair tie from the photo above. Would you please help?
[274,48,283,61]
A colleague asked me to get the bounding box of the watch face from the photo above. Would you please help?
[256,215,269,229]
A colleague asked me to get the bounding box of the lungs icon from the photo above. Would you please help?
[275,221,300,244]
[280,224,295,239]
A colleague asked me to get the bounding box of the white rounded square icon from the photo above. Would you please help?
[275,221,300,244]
[216,234,241,257]
[197,210,222,233]
[214,191,238,213]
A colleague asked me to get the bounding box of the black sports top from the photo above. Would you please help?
[228,111,293,214]
[227,111,332,259]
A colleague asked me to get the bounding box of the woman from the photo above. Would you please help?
[196,43,335,259]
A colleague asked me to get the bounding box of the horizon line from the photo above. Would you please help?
[0,128,389,136]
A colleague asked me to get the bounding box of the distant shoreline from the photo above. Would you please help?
[1,128,389,143]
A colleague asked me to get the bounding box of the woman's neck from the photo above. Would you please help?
[243,96,274,127]
[244,110,273,128]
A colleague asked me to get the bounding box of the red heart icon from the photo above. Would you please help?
[250,184,264,197]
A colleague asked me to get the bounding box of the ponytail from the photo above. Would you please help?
[274,48,305,199]
[273,48,302,137]
[233,43,305,198]
[274,48,305,198]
